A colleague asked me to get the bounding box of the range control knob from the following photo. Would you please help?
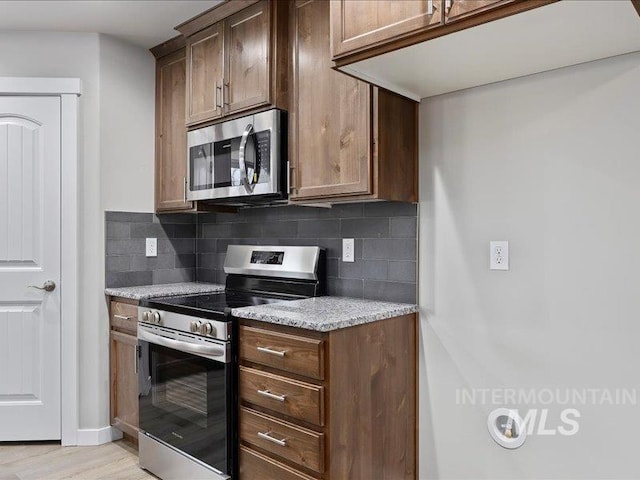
[201,322,214,336]
[191,321,202,333]
[152,311,161,324]
[142,311,150,322]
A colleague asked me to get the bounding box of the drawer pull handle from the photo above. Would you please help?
[257,431,287,447]
[113,314,131,321]
[257,346,286,357]
[257,389,286,402]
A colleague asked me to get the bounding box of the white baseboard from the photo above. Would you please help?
[76,426,123,446]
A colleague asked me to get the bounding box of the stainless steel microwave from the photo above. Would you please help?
[187,109,287,204]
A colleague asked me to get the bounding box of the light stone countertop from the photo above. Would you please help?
[231,296,418,332]
[104,282,225,301]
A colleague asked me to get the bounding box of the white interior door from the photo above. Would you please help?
[0,96,61,440]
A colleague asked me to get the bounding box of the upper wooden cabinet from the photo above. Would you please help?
[180,0,288,127]
[290,0,417,203]
[331,0,443,59]
[445,0,510,23]
[153,41,192,212]
[330,0,552,64]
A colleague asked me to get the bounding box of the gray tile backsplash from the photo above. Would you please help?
[105,202,417,303]
[105,212,196,288]
[196,202,417,304]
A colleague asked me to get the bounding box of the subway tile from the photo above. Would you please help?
[154,213,196,224]
[297,219,340,238]
[130,222,173,239]
[327,278,364,298]
[152,268,195,284]
[391,217,417,238]
[173,223,197,238]
[362,239,389,259]
[196,213,217,224]
[197,238,218,253]
[364,202,417,217]
[244,206,282,222]
[158,238,196,255]
[105,270,152,288]
[106,222,130,239]
[229,223,263,238]
[105,211,154,223]
[329,203,364,218]
[202,223,232,239]
[388,239,417,261]
[175,254,196,268]
[214,211,246,224]
[106,239,145,255]
[216,270,228,284]
[339,259,388,281]
[198,253,221,270]
[326,258,339,278]
[196,269,218,284]
[363,281,416,304]
[105,255,130,272]
[388,261,417,283]
[340,218,389,238]
[130,254,175,271]
[262,221,298,238]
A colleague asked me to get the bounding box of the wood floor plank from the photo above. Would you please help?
[0,440,153,480]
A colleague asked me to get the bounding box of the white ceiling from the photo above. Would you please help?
[341,0,640,100]
[0,0,223,48]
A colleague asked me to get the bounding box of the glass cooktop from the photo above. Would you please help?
[140,291,291,320]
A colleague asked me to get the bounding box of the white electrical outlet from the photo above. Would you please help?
[342,238,355,262]
[146,238,157,257]
[490,241,509,270]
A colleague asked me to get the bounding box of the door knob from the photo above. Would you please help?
[29,280,56,292]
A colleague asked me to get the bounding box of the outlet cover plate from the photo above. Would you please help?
[342,238,355,262]
[146,238,158,257]
[490,241,509,270]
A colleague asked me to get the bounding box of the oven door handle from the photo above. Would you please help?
[238,123,256,194]
[138,328,229,363]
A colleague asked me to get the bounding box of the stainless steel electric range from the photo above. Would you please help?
[136,245,326,480]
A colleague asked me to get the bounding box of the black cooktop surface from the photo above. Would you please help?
[140,291,293,320]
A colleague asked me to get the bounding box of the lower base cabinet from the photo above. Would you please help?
[238,314,417,479]
[109,297,139,439]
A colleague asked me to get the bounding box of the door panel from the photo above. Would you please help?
[0,96,61,440]
[291,0,372,200]
[186,23,225,125]
[226,1,271,114]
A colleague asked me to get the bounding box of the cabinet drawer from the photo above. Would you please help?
[240,326,324,380]
[110,300,138,334]
[240,407,324,473]
[240,366,324,426]
[240,446,316,480]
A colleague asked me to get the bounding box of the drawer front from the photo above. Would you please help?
[110,300,138,334]
[240,446,316,480]
[239,325,325,380]
[240,407,324,473]
[240,366,324,426]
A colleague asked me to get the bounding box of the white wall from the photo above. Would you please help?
[419,51,640,479]
[0,31,156,430]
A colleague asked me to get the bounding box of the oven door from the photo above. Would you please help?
[187,125,215,201]
[138,324,232,476]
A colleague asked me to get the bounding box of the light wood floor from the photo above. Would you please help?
[0,440,155,480]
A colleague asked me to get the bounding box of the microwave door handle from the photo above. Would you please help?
[138,328,228,362]
[238,123,255,194]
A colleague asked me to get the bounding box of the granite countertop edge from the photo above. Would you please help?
[232,298,419,332]
[104,282,225,301]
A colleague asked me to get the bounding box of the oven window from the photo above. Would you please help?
[213,130,271,189]
[189,143,213,191]
[139,341,230,474]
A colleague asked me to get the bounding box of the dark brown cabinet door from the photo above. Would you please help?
[330,0,443,59]
[291,0,372,200]
[110,331,138,437]
[445,0,511,22]
[186,23,225,125]
[155,49,191,212]
[225,1,271,114]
